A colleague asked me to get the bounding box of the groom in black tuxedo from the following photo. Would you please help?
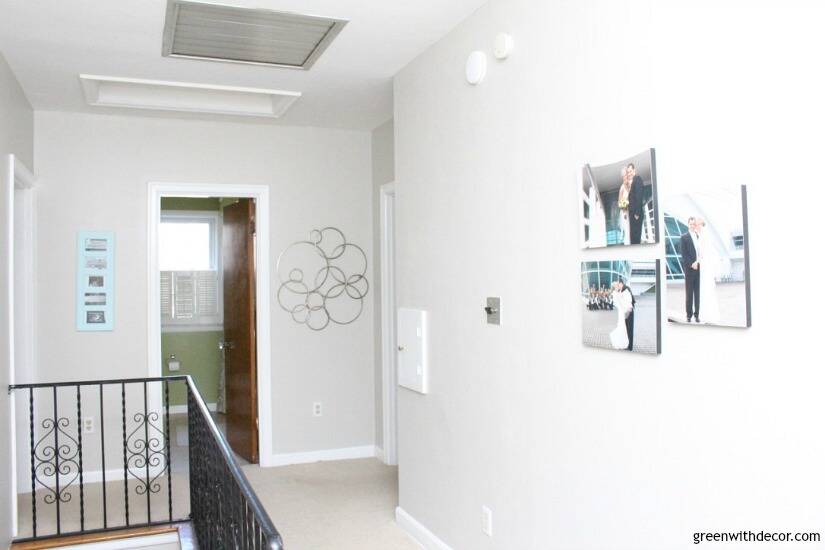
[626,163,645,245]
[679,217,701,322]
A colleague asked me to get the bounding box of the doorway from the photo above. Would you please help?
[148,183,273,466]
[380,182,398,465]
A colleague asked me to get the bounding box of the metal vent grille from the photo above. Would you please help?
[162,0,347,70]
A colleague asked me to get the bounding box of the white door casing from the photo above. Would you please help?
[380,182,398,466]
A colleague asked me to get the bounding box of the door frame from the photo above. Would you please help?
[147,182,273,466]
[379,182,398,465]
[4,154,37,537]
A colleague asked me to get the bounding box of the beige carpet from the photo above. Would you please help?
[17,458,418,550]
[243,458,420,550]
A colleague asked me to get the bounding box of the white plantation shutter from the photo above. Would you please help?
[195,271,219,316]
[160,272,173,321]
[161,270,222,327]
[174,273,196,320]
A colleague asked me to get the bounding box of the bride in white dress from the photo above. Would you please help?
[609,281,633,349]
[618,167,631,246]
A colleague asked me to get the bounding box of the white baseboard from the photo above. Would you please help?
[375,446,385,463]
[396,507,453,550]
[262,445,377,468]
[20,466,167,491]
[168,402,217,415]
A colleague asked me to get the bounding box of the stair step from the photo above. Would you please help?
[11,525,182,550]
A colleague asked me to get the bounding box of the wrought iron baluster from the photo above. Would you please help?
[205,411,214,548]
[221,458,229,545]
[121,382,129,526]
[204,425,210,546]
[164,379,172,523]
[99,384,107,529]
[241,499,249,548]
[204,409,212,548]
[186,389,192,520]
[250,500,256,548]
[75,385,85,532]
[143,381,151,523]
[210,413,219,549]
[28,388,36,538]
[236,470,242,546]
[229,477,234,548]
[234,477,242,547]
[52,386,61,535]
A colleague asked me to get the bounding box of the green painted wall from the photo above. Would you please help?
[161,331,223,406]
[161,197,221,211]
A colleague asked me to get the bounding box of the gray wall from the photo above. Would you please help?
[33,111,376,468]
[0,51,34,548]
[371,119,395,450]
[394,1,825,548]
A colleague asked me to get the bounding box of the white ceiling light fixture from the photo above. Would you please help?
[162,0,348,70]
[79,74,301,118]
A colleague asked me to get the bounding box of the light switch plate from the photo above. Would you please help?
[486,297,501,325]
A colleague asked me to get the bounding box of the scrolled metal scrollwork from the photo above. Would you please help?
[33,417,79,505]
[276,227,369,331]
[125,411,168,496]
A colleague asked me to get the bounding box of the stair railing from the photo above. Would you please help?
[8,375,283,549]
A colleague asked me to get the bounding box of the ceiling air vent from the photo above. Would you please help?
[162,0,348,70]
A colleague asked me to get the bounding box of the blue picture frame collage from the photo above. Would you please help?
[76,231,115,331]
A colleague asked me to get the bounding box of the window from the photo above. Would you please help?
[159,211,222,329]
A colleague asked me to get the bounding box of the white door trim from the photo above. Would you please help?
[147,182,274,466]
[379,182,398,465]
[3,153,36,384]
[5,154,36,538]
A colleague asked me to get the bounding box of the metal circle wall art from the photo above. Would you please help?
[276,227,369,331]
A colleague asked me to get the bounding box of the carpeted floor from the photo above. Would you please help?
[17,457,418,549]
[243,458,420,550]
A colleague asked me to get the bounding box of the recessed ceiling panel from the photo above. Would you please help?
[162,0,348,70]
[79,75,301,118]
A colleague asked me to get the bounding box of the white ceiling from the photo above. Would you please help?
[0,0,487,130]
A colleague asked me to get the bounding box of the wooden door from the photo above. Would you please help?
[222,198,258,463]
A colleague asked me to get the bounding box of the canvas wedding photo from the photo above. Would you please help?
[581,260,661,355]
[580,148,659,249]
[663,185,751,327]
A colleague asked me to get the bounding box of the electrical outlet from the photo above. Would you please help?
[313,402,323,417]
[83,417,94,434]
[481,506,493,537]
